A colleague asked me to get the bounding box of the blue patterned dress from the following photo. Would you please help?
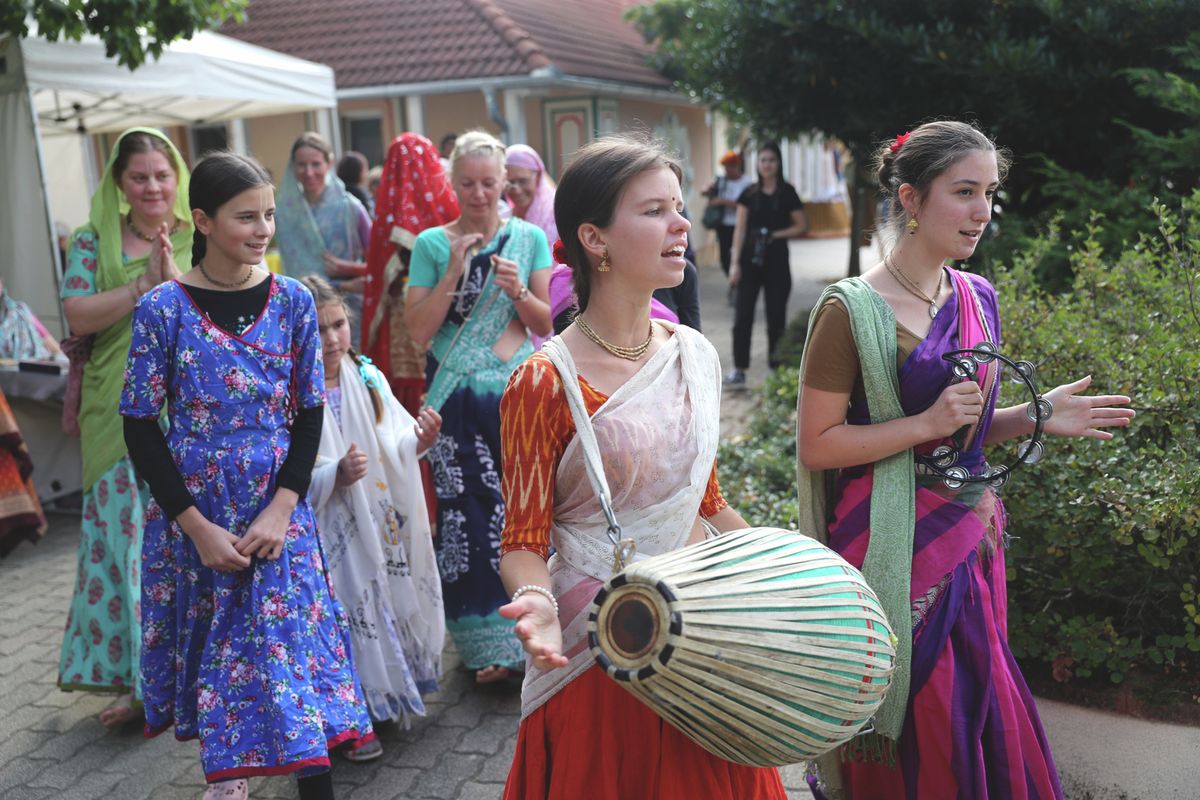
[120,275,372,781]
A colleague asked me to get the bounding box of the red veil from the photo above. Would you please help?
[362,133,460,411]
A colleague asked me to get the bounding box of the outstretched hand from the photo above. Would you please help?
[499,594,568,671]
[1041,375,1134,440]
[414,407,442,456]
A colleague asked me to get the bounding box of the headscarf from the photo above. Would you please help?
[79,127,192,488]
[275,149,363,278]
[505,144,558,244]
[0,287,50,360]
[362,134,459,366]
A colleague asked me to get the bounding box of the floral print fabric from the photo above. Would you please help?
[120,275,372,781]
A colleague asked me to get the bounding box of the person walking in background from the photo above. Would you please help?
[276,132,371,338]
[122,152,372,800]
[405,130,552,684]
[504,144,558,244]
[303,275,445,760]
[57,127,192,729]
[337,150,373,216]
[797,121,1133,799]
[497,135,786,800]
[726,141,808,386]
[362,133,459,412]
[704,150,753,304]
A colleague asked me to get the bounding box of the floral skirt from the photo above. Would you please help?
[57,456,144,697]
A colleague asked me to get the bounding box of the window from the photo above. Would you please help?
[190,124,229,161]
[342,116,383,167]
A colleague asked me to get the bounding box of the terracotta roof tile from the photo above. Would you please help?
[223,0,668,89]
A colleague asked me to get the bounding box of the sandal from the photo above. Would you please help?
[343,737,383,763]
[98,693,142,728]
[475,665,512,684]
[202,779,248,800]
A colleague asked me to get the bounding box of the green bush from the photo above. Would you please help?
[993,196,1200,684]
[719,195,1200,687]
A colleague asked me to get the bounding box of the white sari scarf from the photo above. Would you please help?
[310,356,445,724]
[521,323,722,718]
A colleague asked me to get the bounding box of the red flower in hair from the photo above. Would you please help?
[890,132,911,154]
[552,239,569,265]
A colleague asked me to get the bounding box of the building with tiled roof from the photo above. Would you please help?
[218,0,718,203]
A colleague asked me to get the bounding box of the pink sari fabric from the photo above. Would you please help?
[811,270,1063,800]
[548,265,679,332]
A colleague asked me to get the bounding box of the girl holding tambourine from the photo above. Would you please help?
[796,120,1133,800]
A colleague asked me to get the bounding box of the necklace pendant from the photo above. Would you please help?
[929,303,939,320]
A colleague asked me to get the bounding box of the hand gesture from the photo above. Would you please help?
[186,518,251,572]
[340,276,366,294]
[1040,375,1134,440]
[921,381,984,440]
[236,499,292,561]
[414,407,442,456]
[446,232,484,283]
[156,223,182,281]
[336,442,368,488]
[323,252,367,278]
[499,593,568,671]
[491,254,523,299]
[728,263,742,287]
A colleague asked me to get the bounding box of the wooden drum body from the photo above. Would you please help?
[587,527,896,767]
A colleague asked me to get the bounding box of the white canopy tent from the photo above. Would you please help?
[0,29,338,337]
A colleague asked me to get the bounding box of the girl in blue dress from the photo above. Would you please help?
[121,152,372,800]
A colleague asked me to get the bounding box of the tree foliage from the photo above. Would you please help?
[1,0,248,69]
[630,0,1200,273]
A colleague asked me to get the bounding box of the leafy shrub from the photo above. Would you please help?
[993,196,1200,684]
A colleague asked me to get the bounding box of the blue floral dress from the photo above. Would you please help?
[120,275,372,781]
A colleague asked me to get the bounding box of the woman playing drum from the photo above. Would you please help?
[496,136,786,799]
[796,120,1134,799]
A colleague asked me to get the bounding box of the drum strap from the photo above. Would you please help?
[542,336,638,572]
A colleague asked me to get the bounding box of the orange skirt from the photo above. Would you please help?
[503,665,787,800]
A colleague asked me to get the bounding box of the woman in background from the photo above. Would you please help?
[57,127,191,727]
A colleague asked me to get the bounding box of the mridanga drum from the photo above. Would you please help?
[587,526,896,767]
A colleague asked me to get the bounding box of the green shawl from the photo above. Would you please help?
[76,128,192,488]
[796,277,916,753]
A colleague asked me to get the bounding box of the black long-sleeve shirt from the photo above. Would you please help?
[122,280,323,519]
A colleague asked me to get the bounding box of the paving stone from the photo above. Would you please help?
[455,782,504,800]
[452,714,517,757]
[0,731,48,766]
[387,722,466,770]
[0,756,49,794]
[410,753,484,799]
[345,767,421,800]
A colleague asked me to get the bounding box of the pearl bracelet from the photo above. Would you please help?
[511,584,558,616]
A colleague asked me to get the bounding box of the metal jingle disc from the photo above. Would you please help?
[930,445,958,468]
[971,341,998,364]
[1017,439,1045,464]
[988,466,1010,490]
[1024,397,1053,423]
[943,466,969,490]
[952,358,977,380]
[1010,360,1036,384]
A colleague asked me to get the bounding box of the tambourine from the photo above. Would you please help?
[915,341,1051,490]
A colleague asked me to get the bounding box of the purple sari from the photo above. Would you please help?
[811,269,1063,800]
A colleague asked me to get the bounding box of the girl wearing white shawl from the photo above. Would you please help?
[301,277,445,756]
[496,138,786,799]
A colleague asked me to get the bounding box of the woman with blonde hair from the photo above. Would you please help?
[406,130,553,683]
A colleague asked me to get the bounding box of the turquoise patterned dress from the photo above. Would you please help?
[58,229,146,697]
[121,275,372,780]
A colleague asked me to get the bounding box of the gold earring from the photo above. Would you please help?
[598,249,611,272]
[907,217,919,236]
